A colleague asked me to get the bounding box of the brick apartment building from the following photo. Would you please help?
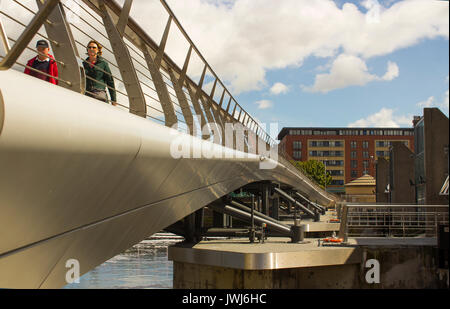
[278,127,415,194]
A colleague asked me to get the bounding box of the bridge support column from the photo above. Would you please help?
[270,194,280,221]
[184,208,205,243]
[261,182,270,216]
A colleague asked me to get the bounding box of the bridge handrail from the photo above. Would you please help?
[0,0,276,147]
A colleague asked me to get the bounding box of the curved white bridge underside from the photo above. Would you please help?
[0,70,336,288]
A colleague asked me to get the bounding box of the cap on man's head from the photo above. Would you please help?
[36,40,49,48]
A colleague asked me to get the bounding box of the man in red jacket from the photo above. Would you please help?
[24,40,58,85]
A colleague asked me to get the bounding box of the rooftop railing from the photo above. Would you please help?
[338,203,449,241]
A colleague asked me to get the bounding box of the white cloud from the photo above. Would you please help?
[255,100,273,110]
[127,0,448,94]
[417,96,435,108]
[382,61,399,81]
[270,82,289,95]
[348,108,412,127]
[302,54,399,93]
[416,76,449,113]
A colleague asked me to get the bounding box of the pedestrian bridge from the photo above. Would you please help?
[0,0,337,288]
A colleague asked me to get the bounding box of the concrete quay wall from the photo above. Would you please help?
[172,242,448,289]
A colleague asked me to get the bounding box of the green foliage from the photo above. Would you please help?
[291,160,332,189]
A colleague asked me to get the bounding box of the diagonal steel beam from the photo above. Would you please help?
[168,67,194,135]
[37,0,83,92]
[186,83,211,140]
[144,46,177,128]
[116,0,133,38]
[155,16,172,69]
[0,0,59,70]
[100,0,146,117]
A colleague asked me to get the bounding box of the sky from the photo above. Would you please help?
[124,0,449,135]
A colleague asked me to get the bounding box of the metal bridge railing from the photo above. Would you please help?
[0,0,277,148]
[338,204,449,241]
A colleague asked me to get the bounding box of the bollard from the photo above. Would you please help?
[314,211,320,222]
[290,224,305,243]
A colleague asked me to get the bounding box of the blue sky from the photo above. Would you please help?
[239,36,449,129]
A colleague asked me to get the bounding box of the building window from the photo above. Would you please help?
[351,170,358,178]
[330,180,344,186]
[363,160,369,168]
[350,141,357,148]
[376,151,390,158]
[329,170,344,176]
[293,151,302,160]
[351,160,358,168]
[362,141,369,149]
[309,140,343,147]
[363,151,369,158]
[324,160,344,167]
[309,150,343,157]
[351,151,357,159]
[293,141,302,149]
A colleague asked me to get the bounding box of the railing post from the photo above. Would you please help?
[186,83,210,140]
[0,14,10,53]
[99,0,146,117]
[167,68,194,135]
[143,17,178,127]
[338,203,349,242]
[36,0,84,93]
[0,0,60,70]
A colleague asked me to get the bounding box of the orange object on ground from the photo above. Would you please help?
[322,237,343,243]
[330,219,340,223]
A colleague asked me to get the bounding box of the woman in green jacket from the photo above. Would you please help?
[83,40,117,104]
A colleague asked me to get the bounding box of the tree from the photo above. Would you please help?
[291,160,332,189]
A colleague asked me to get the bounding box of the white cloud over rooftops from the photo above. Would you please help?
[348,108,413,128]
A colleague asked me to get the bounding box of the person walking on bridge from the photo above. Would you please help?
[24,40,58,85]
[83,40,117,104]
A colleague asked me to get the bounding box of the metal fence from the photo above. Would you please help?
[338,204,449,240]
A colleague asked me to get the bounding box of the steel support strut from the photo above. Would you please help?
[99,0,147,116]
[0,0,60,70]
[36,0,84,92]
[274,187,317,219]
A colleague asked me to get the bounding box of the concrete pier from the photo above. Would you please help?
[169,237,448,289]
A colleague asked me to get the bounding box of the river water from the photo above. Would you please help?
[64,233,184,289]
